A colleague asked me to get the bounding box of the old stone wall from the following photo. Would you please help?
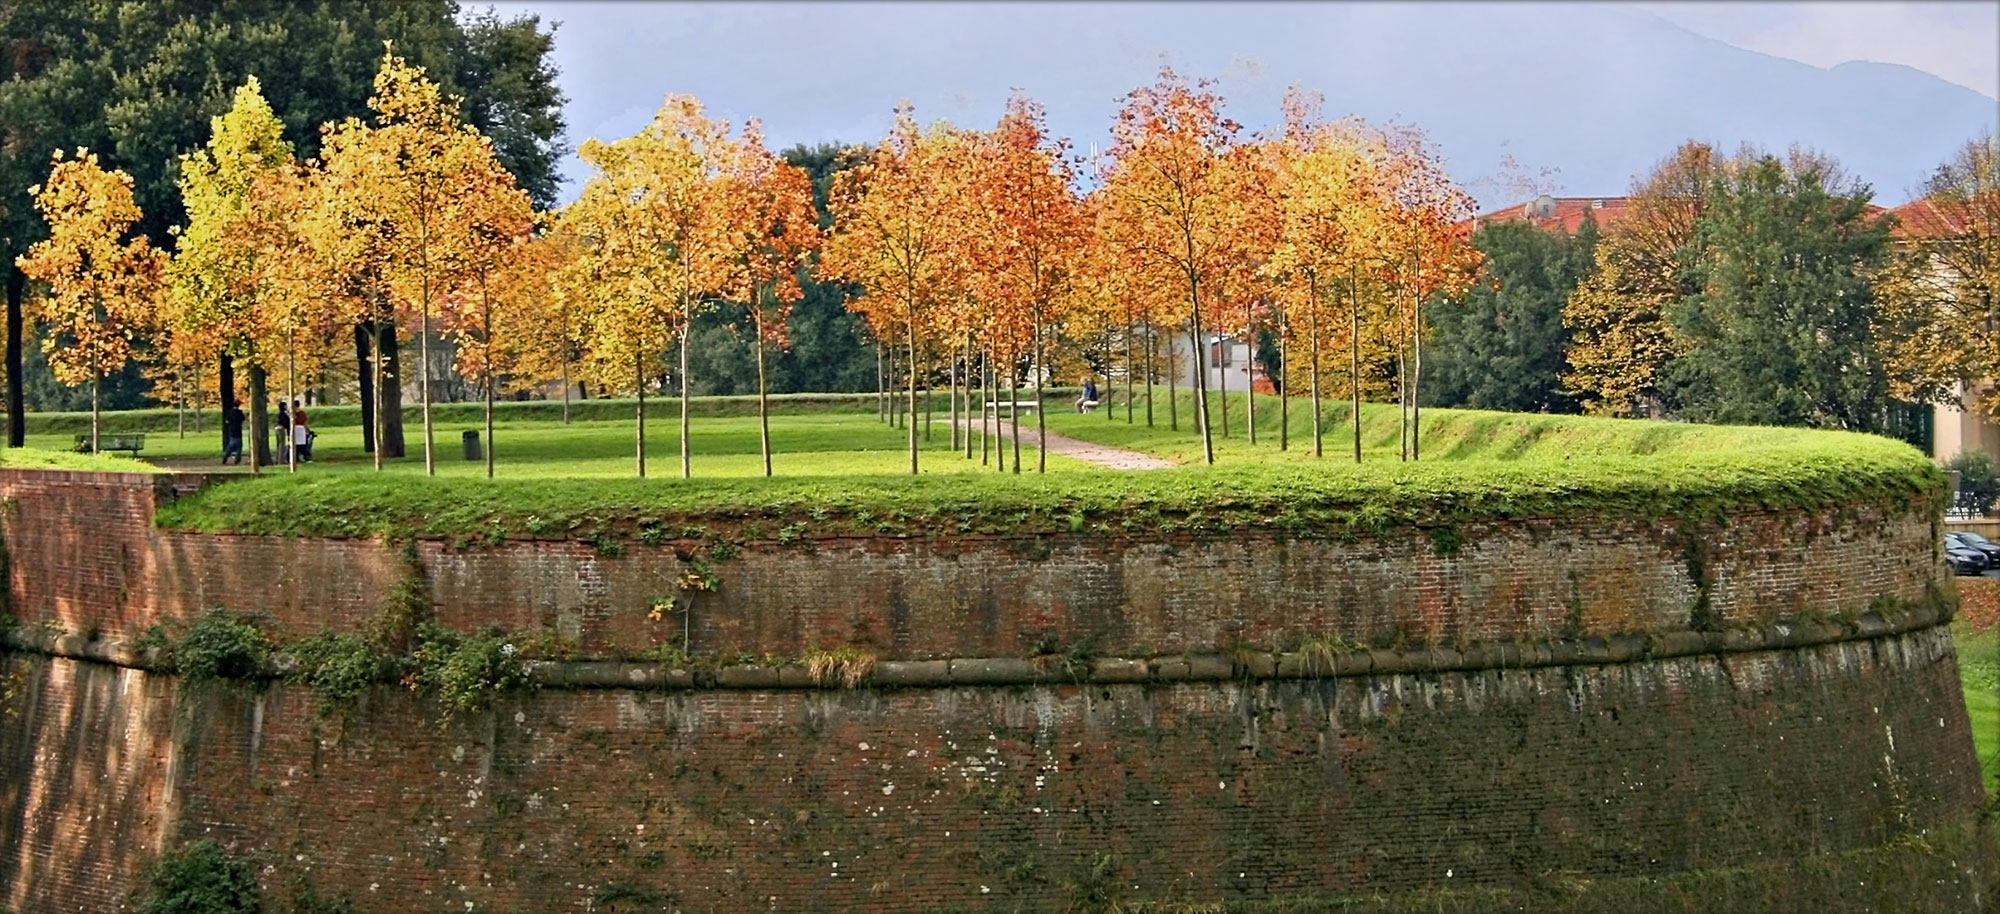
[2,625,1987,913]
[0,470,1949,662]
[0,469,1990,912]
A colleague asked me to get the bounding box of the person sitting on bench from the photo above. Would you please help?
[1076,376,1099,413]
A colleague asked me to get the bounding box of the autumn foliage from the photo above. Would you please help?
[16,58,1500,474]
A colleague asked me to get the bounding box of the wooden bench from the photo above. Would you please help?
[74,433,146,456]
[984,400,1040,417]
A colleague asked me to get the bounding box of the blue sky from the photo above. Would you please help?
[483,1,1999,206]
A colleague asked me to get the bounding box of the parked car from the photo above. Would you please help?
[1947,531,2000,564]
[1945,537,1991,576]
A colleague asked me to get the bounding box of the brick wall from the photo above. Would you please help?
[1,468,1989,912]
[0,470,1948,662]
[3,626,1987,913]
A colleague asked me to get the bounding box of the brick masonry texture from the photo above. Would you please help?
[2,628,1987,912]
[0,470,1950,661]
[0,469,1992,911]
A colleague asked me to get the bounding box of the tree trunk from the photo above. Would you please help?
[1165,328,1178,432]
[1350,266,1362,465]
[755,306,772,477]
[1411,275,1423,462]
[560,350,571,424]
[981,348,992,467]
[1278,300,1289,451]
[1145,329,1156,428]
[354,323,375,454]
[1009,347,1022,476]
[219,353,236,450]
[680,319,692,480]
[6,265,24,447]
[635,348,647,478]
[1188,314,1213,465]
[949,344,961,454]
[923,349,934,443]
[419,294,435,476]
[484,284,495,479]
[1310,272,1323,458]
[1034,318,1046,474]
[876,344,887,423]
[381,319,406,459]
[1123,316,1134,424]
[906,313,919,476]
[286,342,298,474]
[248,363,269,473]
[1245,296,1257,446]
[90,374,101,454]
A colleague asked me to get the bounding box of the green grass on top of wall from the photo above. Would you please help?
[1,388,1080,435]
[0,446,164,473]
[148,407,1943,541]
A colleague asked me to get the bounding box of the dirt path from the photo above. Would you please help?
[942,415,1175,471]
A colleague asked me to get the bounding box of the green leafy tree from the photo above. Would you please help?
[1424,216,1597,413]
[1662,152,1896,430]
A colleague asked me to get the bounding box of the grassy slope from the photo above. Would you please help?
[1954,621,1999,795]
[143,392,1940,539]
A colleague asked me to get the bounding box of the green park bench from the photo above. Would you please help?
[73,433,146,456]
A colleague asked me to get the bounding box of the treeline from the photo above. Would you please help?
[1424,136,1999,451]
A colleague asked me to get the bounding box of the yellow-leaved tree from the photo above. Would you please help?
[563,95,734,478]
[169,77,298,472]
[824,102,968,475]
[1095,66,1243,465]
[17,149,165,451]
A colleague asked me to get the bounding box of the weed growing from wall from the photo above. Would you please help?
[287,632,381,717]
[174,610,274,681]
[131,840,258,914]
[407,624,530,719]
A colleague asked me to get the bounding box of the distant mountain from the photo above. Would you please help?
[529,1,1998,208]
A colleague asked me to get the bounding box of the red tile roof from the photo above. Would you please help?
[1465,197,1632,235]
[1891,197,1980,239]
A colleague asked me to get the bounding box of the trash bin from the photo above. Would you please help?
[462,429,482,461]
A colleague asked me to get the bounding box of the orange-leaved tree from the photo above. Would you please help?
[1371,125,1481,460]
[439,155,536,478]
[824,102,968,475]
[1095,66,1242,465]
[16,149,165,452]
[714,118,822,476]
[967,93,1088,473]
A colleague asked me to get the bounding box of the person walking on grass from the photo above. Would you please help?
[221,401,245,465]
[273,400,290,463]
[291,399,313,463]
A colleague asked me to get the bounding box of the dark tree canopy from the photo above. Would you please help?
[1423,216,1597,414]
[0,0,566,434]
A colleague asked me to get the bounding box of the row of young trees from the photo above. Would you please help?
[1424,133,1998,442]
[15,58,1485,477]
[821,71,1482,473]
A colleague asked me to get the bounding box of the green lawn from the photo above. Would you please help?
[1954,620,1999,795]
[24,413,1089,479]
[1047,386,1871,465]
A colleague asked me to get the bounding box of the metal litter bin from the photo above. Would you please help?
[462,429,482,461]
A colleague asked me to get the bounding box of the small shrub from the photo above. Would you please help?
[409,625,530,717]
[133,840,258,914]
[175,610,272,681]
[287,632,382,716]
